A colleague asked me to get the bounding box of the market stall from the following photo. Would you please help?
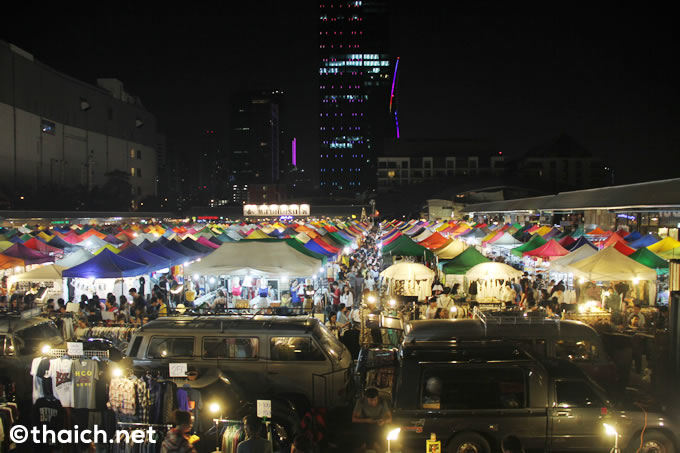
[379,262,435,300]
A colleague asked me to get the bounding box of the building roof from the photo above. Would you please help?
[381,138,495,158]
[463,178,680,213]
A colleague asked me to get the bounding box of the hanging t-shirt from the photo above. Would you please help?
[31,397,65,432]
[37,358,54,398]
[30,357,45,403]
[49,357,74,408]
[73,360,99,409]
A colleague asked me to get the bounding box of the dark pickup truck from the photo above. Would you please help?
[391,339,678,453]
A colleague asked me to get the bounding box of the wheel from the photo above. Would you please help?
[627,430,676,453]
[447,432,491,453]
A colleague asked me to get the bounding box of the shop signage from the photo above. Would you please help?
[257,400,272,418]
[169,363,188,377]
[67,342,84,356]
[243,204,310,217]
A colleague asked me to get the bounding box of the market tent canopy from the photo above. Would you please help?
[63,249,148,279]
[418,232,448,249]
[465,262,523,281]
[523,239,570,259]
[380,262,435,280]
[2,243,53,265]
[511,234,547,257]
[118,245,171,272]
[566,246,657,282]
[629,247,669,271]
[442,247,491,275]
[566,235,598,252]
[55,248,94,268]
[624,231,643,243]
[381,235,435,259]
[549,243,598,273]
[186,240,324,277]
[11,264,66,281]
[658,247,680,260]
[0,254,24,269]
[487,232,523,247]
[613,240,635,256]
[646,236,680,254]
[433,239,467,260]
[627,234,660,249]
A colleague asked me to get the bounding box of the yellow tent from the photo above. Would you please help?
[433,239,467,260]
[93,244,121,255]
[647,236,680,254]
[535,226,553,236]
[658,246,680,260]
[0,241,15,252]
[38,231,54,242]
[245,230,271,240]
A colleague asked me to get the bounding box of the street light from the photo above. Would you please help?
[603,423,620,453]
[386,428,400,453]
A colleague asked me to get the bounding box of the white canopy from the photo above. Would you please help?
[55,248,94,268]
[549,244,598,273]
[465,262,523,281]
[380,262,435,300]
[186,241,323,277]
[78,235,110,252]
[11,264,66,281]
[565,245,657,282]
[413,229,434,242]
[433,239,467,260]
[488,232,523,248]
[380,262,435,280]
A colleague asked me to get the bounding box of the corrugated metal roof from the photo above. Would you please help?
[463,178,680,213]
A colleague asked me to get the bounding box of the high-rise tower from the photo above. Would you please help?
[319,0,391,196]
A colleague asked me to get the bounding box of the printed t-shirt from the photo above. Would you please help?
[49,357,74,408]
[73,359,99,409]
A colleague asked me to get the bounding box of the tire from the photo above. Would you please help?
[626,430,676,453]
[447,432,491,453]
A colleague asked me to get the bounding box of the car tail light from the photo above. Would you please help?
[601,407,608,415]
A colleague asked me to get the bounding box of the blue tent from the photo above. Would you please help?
[180,238,214,254]
[566,235,597,251]
[118,245,171,272]
[144,242,188,267]
[63,249,148,278]
[624,231,643,243]
[165,240,204,258]
[137,239,153,249]
[627,234,660,249]
[303,240,337,257]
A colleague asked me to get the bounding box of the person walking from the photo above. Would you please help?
[161,410,198,453]
[236,415,272,453]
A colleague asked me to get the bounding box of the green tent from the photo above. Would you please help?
[284,239,328,265]
[570,227,585,238]
[511,234,547,257]
[328,232,352,246]
[442,247,491,274]
[629,247,668,272]
[382,235,434,259]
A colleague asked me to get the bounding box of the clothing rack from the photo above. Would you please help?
[213,418,244,424]
[46,348,110,359]
[117,422,173,428]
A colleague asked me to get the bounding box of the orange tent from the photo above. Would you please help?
[0,254,25,270]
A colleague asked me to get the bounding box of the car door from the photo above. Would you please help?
[201,335,267,398]
[550,379,610,450]
[266,335,330,406]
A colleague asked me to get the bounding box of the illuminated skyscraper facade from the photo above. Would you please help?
[319,0,391,195]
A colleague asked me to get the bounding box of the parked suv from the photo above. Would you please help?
[404,314,616,387]
[0,310,65,399]
[392,333,679,453]
[127,314,353,410]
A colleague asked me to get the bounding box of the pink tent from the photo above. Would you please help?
[523,239,570,259]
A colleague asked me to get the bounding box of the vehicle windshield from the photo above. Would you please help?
[314,323,344,363]
[14,322,64,354]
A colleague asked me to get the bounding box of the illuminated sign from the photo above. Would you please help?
[243,204,310,217]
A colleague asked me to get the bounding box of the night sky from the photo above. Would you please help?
[3,5,679,187]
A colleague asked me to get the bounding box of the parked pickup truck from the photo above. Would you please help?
[391,337,679,453]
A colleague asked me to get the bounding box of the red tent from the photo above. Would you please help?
[603,232,628,249]
[418,232,449,249]
[615,229,630,238]
[22,237,64,256]
[56,230,82,244]
[587,227,608,236]
[558,235,577,249]
[523,240,570,259]
[613,240,635,256]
